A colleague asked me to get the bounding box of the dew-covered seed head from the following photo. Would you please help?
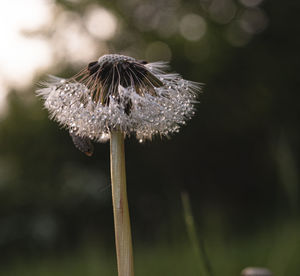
[37,54,201,142]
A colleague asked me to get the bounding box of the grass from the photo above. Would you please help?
[2,219,300,276]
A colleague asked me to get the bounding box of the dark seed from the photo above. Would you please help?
[138,60,148,64]
[70,132,94,156]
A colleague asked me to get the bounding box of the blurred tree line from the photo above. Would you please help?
[0,0,299,260]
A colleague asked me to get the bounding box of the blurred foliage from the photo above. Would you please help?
[0,0,299,275]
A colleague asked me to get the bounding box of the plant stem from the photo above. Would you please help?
[110,130,134,276]
[181,191,213,276]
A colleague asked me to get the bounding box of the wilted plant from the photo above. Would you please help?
[37,54,200,276]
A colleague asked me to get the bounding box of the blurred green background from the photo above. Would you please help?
[0,0,299,275]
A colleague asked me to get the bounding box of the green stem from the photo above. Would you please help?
[110,130,134,276]
[181,191,213,276]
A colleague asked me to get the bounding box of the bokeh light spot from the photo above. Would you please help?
[239,8,268,34]
[0,0,53,88]
[179,14,207,41]
[209,0,237,24]
[85,6,117,40]
[54,11,101,64]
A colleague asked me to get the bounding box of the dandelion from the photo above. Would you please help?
[37,54,201,276]
[37,54,199,146]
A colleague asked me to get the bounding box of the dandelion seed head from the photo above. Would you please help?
[37,54,201,142]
